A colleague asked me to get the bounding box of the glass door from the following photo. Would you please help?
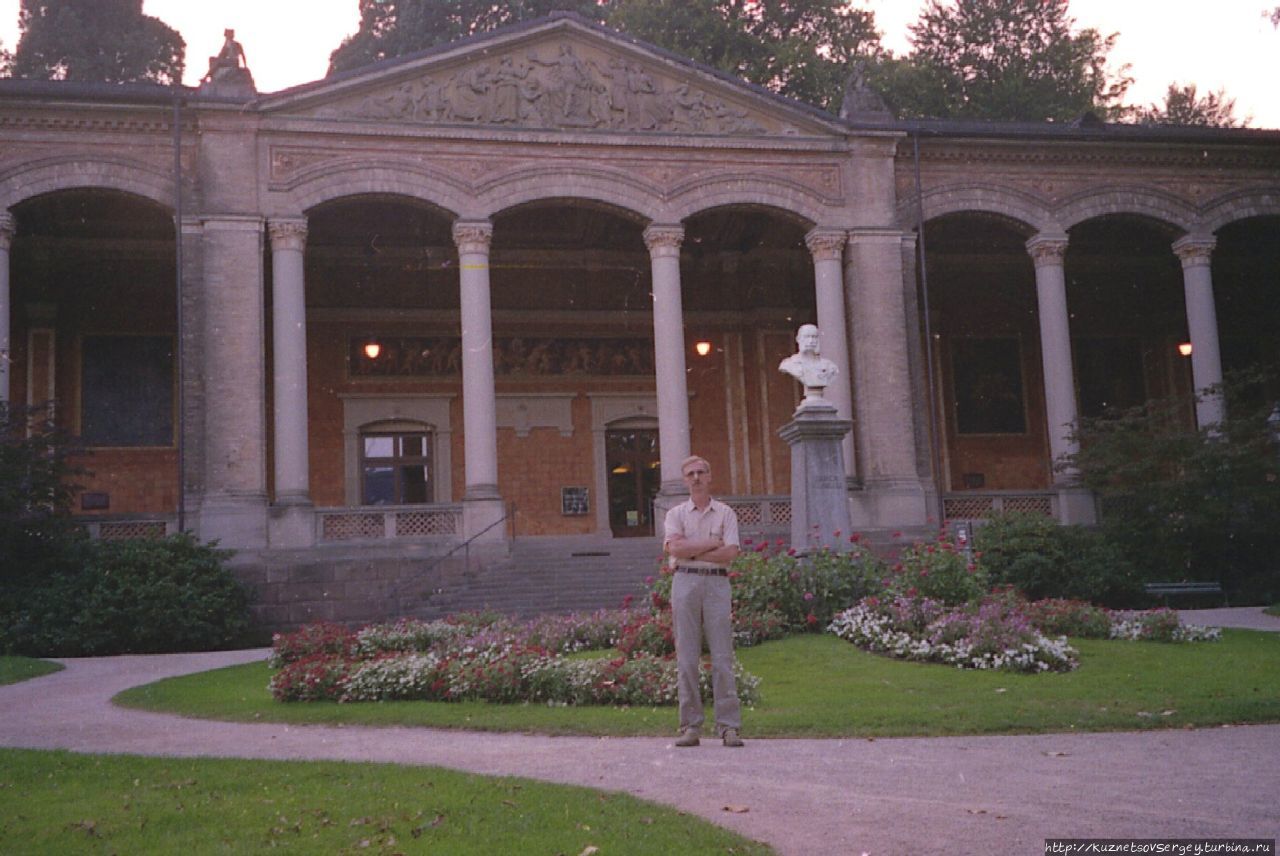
[605,429,660,537]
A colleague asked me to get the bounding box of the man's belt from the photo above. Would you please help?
[675,566,728,576]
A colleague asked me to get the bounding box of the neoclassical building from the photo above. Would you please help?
[2,14,1278,565]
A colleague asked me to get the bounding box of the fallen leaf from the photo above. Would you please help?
[1043,751,1070,757]
[639,817,654,825]
[1160,710,1177,717]
[723,805,750,814]
[579,847,600,856]
[966,809,988,815]
[994,688,1007,694]
[502,800,517,808]
[1135,711,1153,718]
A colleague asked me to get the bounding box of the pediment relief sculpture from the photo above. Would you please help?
[319,43,794,136]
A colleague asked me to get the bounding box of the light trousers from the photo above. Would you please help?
[672,572,741,734]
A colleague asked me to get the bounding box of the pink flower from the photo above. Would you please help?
[803,592,815,601]
[891,530,903,538]
[787,548,797,556]
[743,538,754,546]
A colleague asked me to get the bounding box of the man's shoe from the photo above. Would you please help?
[675,729,701,747]
[722,728,744,748]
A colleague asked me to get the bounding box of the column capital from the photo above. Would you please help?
[1026,233,1069,266]
[267,218,308,252]
[804,228,847,262]
[642,223,684,257]
[1172,234,1216,269]
[452,219,493,254]
[0,211,15,250]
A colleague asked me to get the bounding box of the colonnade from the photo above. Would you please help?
[0,201,1240,547]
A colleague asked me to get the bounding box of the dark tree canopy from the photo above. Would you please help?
[11,0,185,85]
[328,0,883,113]
[882,0,1131,121]
[328,0,608,74]
[1132,83,1247,128]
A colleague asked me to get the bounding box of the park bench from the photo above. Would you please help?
[1144,581,1225,606]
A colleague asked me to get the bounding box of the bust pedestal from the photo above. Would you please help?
[778,399,853,552]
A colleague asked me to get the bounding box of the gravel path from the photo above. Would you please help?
[3,613,1277,855]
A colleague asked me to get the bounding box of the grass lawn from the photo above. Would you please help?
[116,629,1280,738]
[0,656,63,686]
[0,749,770,855]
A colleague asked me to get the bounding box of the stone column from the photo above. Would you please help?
[198,216,269,548]
[1173,234,1225,429]
[1025,234,1080,476]
[266,218,314,547]
[806,227,856,482]
[0,211,12,404]
[644,223,692,498]
[845,229,928,528]
[453,220,505,543]
[1026,232,1094,524]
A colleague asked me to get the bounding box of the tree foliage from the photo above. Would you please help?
[329,0,608,74]
[11,0,185,85]
[328,0,882,112]
[1064,368,1280,603]
[884,0,1131,121]
[1132,83,1247,127]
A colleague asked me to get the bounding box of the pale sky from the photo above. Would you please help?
[1,0,1277,128]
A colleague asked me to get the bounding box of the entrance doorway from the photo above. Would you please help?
[606,429,660,537]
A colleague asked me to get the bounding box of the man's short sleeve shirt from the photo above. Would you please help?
[663,498,740,569]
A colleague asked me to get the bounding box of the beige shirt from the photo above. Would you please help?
[663,498,740,569]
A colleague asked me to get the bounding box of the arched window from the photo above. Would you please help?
[360,430,433,505]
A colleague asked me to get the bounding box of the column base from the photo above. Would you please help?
[196,493,268,550]
[1054,484,1098,525]
[848,477,932,530]
[268,502,316,549]
[463,496,508,544]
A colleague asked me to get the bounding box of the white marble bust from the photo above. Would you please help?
[779,324,838,406]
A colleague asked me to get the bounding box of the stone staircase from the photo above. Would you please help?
[412,535,668,619]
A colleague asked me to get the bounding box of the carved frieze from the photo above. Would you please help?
[349,335,655,378]
[312,42,792,136]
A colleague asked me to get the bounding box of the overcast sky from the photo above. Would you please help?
[1,0,1277,128]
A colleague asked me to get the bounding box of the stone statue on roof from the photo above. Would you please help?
[200,29,256,95]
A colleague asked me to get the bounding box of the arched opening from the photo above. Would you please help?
[920,212,1043,492]
[1213,216,1280,402]
[680,205,814,498]
[299,194,459,509]
[9,188,177,517]
[1066,214,1190,420]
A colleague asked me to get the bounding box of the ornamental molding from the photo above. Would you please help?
[312,42,781,136]
[910,141,1280,172]
[0,112,184,135]
[451,220,493,253]
[267,144,844,204]
[642,223,684,254]
[267,218,308,251]
[1025,234,1069,265]
[804,228,846,260]
[1172,234,1216,267]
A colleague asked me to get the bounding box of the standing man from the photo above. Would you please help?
[664,455,744,747]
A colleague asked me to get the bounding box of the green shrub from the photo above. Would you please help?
[974,512,1143,607]
[729,541,886,632]
[3,534,248,656]
[888,533,987,605]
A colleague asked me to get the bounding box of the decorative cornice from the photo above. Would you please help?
[0,211,14,250]
[804,228,846,261]
[1026,233,1069,266]
[909,140,1280,171]
[451,220,493,254]
[1172,234,1216,268]
[267,218,308,251]
[642,223,683,256]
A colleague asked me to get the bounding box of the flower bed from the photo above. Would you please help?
[828,595,1080,673]
[269,609,762,706]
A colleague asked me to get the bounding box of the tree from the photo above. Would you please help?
[11,0,184,85]
[609,0,882,111]
[329,0,608,74]
[882,0,1132,122]
[1132,83,1248,128]
[328,0,883,113]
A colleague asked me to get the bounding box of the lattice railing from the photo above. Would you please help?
[79,517,175,541]
[723,495,791,535]
[942,492,1055,521]
[318,505,463,542]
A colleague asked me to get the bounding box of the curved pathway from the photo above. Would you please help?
[3,615,1279,855]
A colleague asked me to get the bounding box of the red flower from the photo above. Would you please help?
[891,530,903,538]
[805,613,819,626]
[849,533,862,543]
[743,538,754,545]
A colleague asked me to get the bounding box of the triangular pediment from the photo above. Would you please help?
[260,15,844,138]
